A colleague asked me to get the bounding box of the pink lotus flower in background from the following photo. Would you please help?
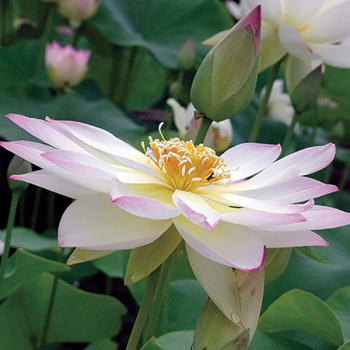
[2,114,350,273]
[241,0,350,91]
[45,41,91,89]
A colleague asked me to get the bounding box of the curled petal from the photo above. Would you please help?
[172,190,220,229]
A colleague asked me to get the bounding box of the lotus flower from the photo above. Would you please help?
[45,41,91,89]
[2,114,350,273]
[241,0,350,91]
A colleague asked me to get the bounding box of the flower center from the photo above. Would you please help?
[142,127,231,191]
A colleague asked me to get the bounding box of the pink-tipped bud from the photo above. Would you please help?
[45,41,91,89]
[58,0,99,23]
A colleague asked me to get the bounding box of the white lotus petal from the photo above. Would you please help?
[174,216,264,271]
[301,2,350,43]
[310,42,350,68]
[59,193,172,249]
[282,0,325,29]
[221,143,281,181]
[278,23,320,61]
[173,190,220,229]
[109,177,179,220]
[11,170,96,198]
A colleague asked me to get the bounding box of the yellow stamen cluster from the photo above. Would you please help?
[142,132,231,191]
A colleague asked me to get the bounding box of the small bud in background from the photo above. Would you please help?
[289,65,322,114]
[58,0,99,27]
[177,38,196,71]
[167,98,233,152]
[190,6,261,122]
[7,155,32,192]
[260,80,294,126]
[45,41,91,89]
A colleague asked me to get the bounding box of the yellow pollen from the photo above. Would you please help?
[142,133,231,191]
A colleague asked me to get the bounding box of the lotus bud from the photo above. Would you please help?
[45,41,91,89]
[190,6,261,122]
[58,0,98,26]
[177,38,196,71]
[193,264,265,350]
[289,65,322,114]
[7,155,32,192]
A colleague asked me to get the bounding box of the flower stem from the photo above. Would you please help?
[195,116,212,146]
[0,190,21,291]
[280,111,301,158]
[109,45,122,100]
[38,276,59,349]
[249,60,282,143]
[143,255,173,343]
[0,0,8,46]
[338,152,350,193]
[35,4,55,78]
[125,266,162,350]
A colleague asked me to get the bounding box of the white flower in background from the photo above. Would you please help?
[260,80,294,125]
[167,98,233,152]
[241,0,350,91]
[226,1,243,20]
[0,240,4,256]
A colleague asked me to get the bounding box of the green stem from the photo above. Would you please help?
[0,0,8,46]
[120,46,138,106]
[125,266,162,350]
[106,276,113,295]
[144,255,173,343]
[0,190,21,291]
[35,4,55,78]
[38,251,64,350]
[30,187,42,231]
[109,45,122,100]
[194,116,212,146]
[38,276,59,349]
[249,60,282,143]
[338,153,350,193]
[280,111,301,158]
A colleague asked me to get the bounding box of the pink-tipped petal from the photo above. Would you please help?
[174,215,264,271]
[6,114,84,152]
[257,229,328,248]
[220,211,306,226]
[172,190,220,229]
[12,170,96,198]
[238,177,338,202]
[58,193,172,249]
[221,143,281,181]
[109,178,179,220]
[262,205,350,232]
